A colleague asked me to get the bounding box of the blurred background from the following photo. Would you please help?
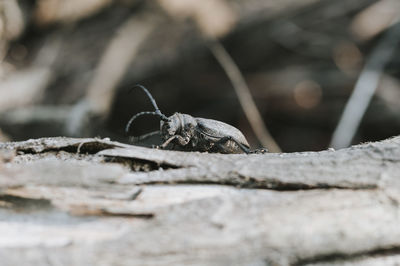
[0,0,399,152]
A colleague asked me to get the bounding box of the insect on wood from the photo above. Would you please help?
[125,85,266,154]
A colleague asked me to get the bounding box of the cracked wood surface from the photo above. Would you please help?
[0,136,400,265]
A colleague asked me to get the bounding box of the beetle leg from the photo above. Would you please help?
[160,135,178,149]
[214,136,250,154]
[177,135,190,146]
[248,148,268,154]
[160,135,189,149]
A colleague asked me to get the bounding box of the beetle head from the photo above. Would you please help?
[161,113,197,144]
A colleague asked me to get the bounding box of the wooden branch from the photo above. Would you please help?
[1,136,400,265]
[208,39,281,152]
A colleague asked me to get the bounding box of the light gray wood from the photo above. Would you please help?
[1,136,400,265]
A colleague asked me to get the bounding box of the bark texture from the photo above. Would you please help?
[0,136,400,265]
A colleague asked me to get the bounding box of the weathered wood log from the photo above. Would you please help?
[0,136,400,265]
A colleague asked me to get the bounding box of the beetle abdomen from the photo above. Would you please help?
[195,117,250,153]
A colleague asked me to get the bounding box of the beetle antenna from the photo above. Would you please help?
[133,84,167,118]
[125,111,168,134]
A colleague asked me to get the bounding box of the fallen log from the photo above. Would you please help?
[0,136,400,265]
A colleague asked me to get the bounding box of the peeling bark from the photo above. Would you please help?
[0,136,400,265]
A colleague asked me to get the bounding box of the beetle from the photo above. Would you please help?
[125,85,264,154]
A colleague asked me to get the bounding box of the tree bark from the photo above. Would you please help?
[0,136,400,265]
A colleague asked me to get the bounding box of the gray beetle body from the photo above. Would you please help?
[160,113,250,154]
[126,85,256,154]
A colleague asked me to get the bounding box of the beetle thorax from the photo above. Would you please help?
[160,113,197,142]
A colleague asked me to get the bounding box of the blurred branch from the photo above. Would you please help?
[157,0,235,38]
[1,106,70,124]
[208,40,281,152]
[34,0,113,25]
[0,0,25,62]
[1,0,25,40]
[0,129,10,142]
[87,15,156,115]
[0,34,61,112]
[351,0,400,41]
[330,20,400,149]
[66,15,156,136]
[0,68,52,112]
[158,0,281,152]
[0,106,71,140]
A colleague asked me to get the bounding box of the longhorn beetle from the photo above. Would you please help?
[125,85,265,154]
